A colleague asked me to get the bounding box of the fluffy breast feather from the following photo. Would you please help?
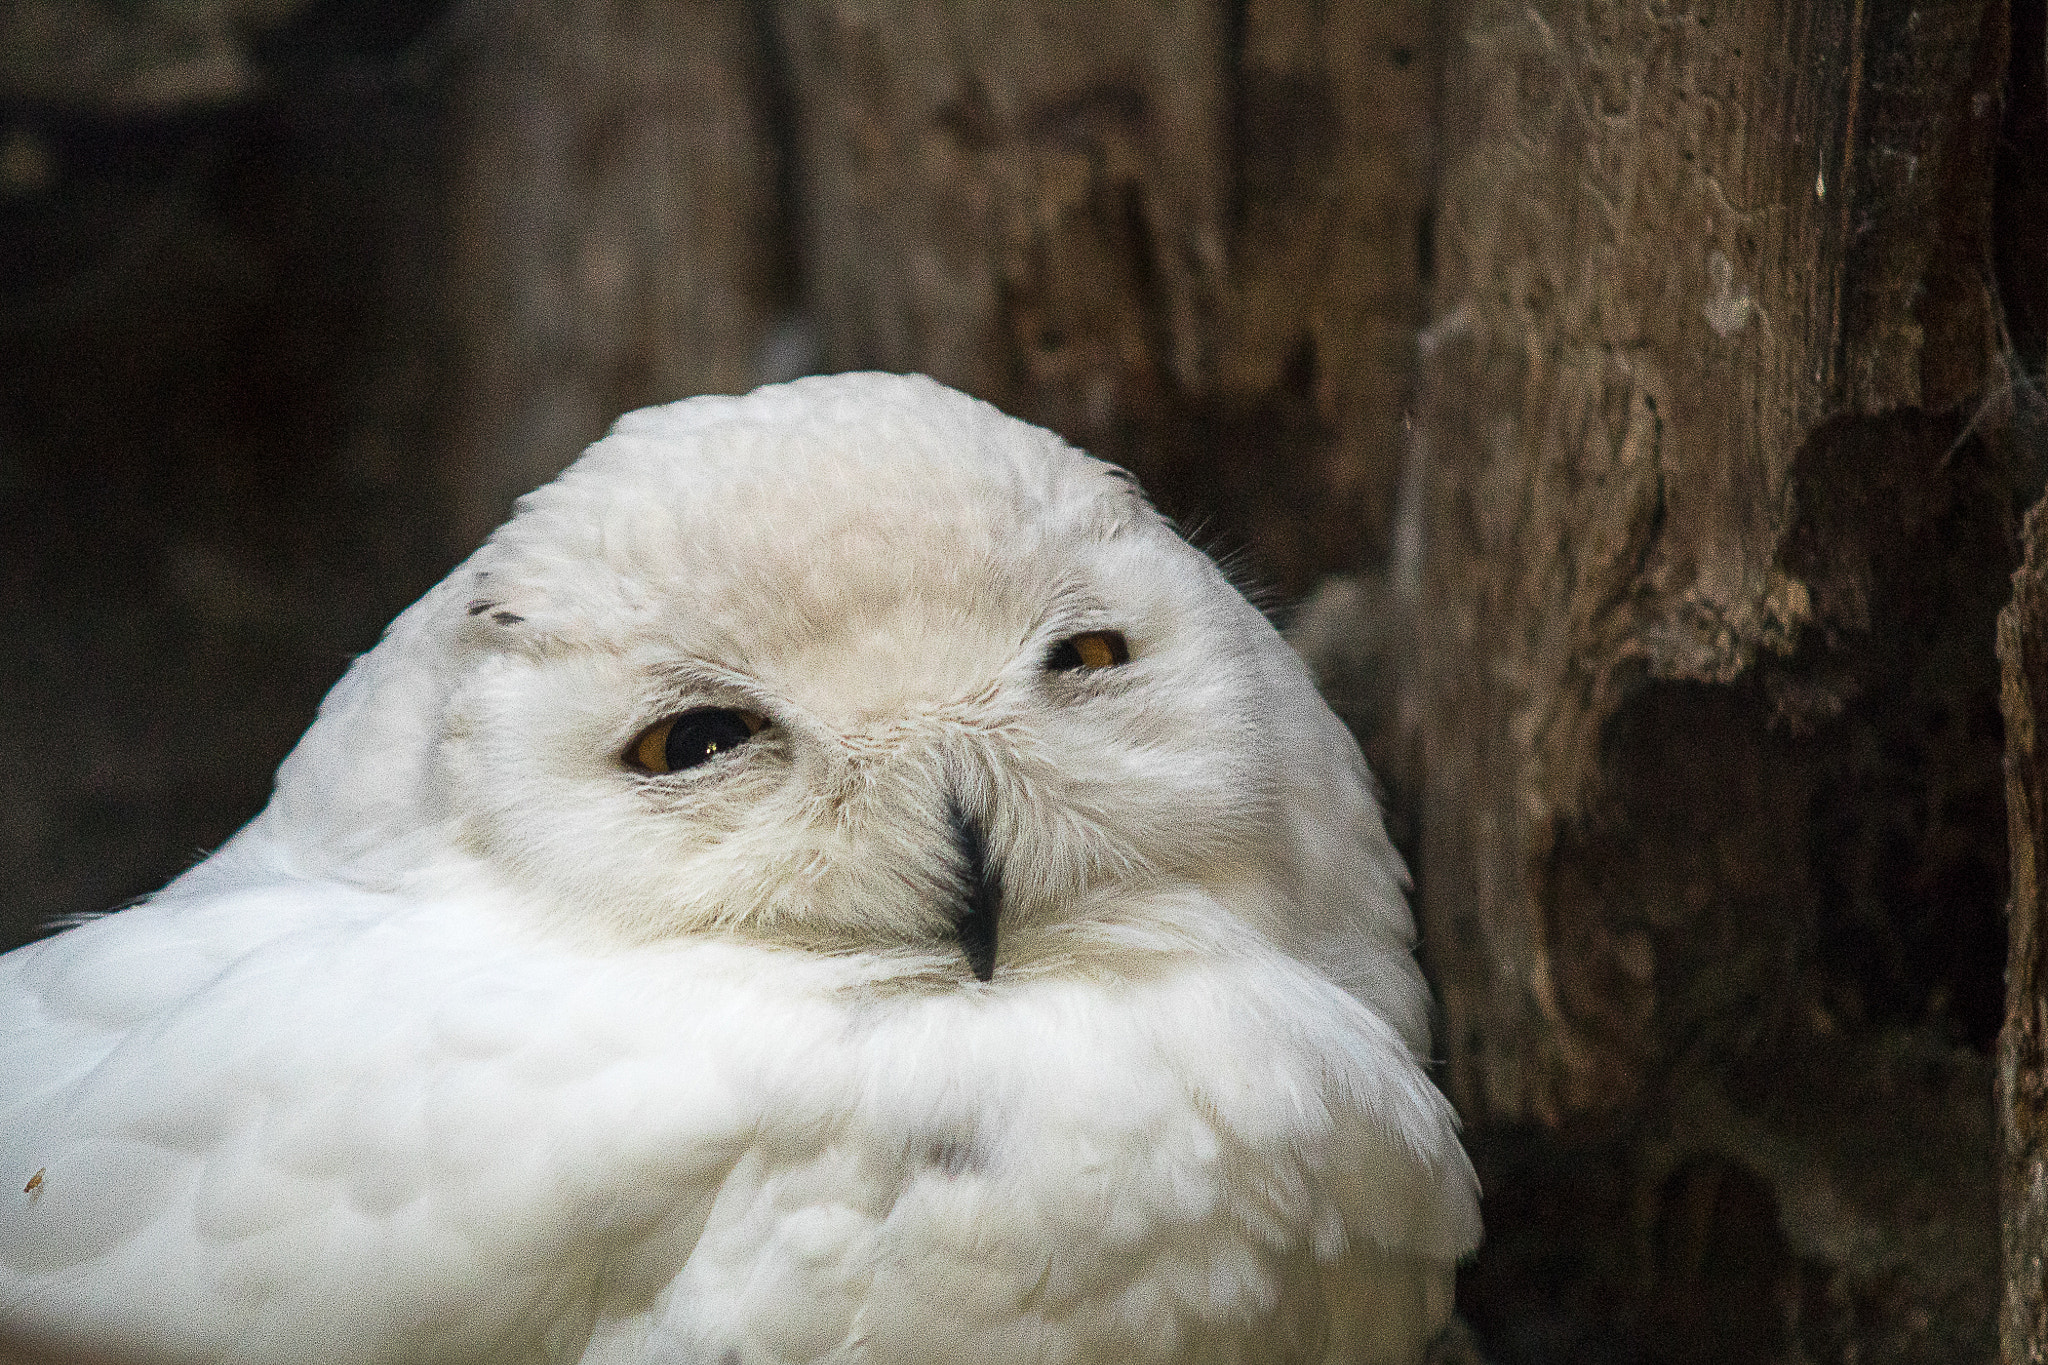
[1,875,1473,1365]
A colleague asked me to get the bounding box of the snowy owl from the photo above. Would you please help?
[0,373,1478,1364]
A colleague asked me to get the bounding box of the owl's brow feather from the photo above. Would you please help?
[1022,578,1120,645]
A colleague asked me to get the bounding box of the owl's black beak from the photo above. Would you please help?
[946,798,1000,982]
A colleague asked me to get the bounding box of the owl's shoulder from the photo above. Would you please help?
[0,880,778,1360]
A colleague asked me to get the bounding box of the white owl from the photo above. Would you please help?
[0,373,1478,1364]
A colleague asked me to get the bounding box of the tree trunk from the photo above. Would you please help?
[1417,0,2020,1355]
[2001,490,2048,1364]
[447,0,790,544]
[770,0,1438,599]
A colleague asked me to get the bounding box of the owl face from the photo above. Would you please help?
[420,375,1297,977]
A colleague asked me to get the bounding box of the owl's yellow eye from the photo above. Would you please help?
[628,708,766,774]
[1045,630,1130,671]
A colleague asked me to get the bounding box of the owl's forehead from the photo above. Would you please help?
[661,459,1083,647]
[473,394,1153,672]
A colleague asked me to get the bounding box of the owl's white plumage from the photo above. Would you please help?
[0,374,1478,1364]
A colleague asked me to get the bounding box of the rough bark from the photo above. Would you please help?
[1423,0,2009,1125]
[1416,0,2015,1355]
[446,0,789,545]
[2001,491,2048,1364]
[771,0,1438,597]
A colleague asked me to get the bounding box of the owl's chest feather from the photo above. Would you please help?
[0,885,1465,1365]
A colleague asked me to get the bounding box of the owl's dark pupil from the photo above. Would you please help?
[666,709,757,771]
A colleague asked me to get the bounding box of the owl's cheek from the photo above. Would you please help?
[417,662,726,933]
[1006,722,1271,890]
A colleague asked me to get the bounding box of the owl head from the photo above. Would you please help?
[215,374,1427,1049]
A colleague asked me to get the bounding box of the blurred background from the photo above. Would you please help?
[2,1,2044,1360]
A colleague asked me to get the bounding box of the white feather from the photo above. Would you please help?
[1,373,1476,1364]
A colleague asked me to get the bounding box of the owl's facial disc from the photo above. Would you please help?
[439,386,1277,964]
[933,628,1130,978]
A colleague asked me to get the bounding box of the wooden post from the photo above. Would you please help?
[2000,491,2048,1364]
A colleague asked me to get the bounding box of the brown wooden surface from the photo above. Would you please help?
[2001,492,2048,1364]
[1421,0,2008,1124]
[1412,0,2016,1354]
[773,0,1437,597]
[447,0,788,544]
